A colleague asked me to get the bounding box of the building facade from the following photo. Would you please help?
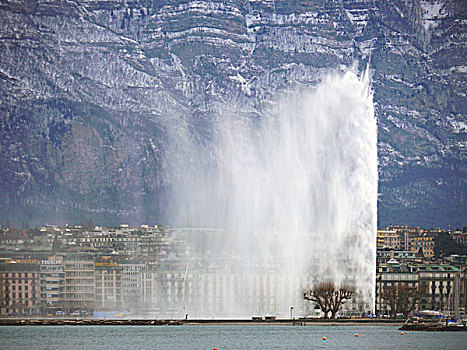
[39,256,65,314]
[0,263,41,316]
[376,262,466,317]
[62,253,95,314]
[94,257,123,311]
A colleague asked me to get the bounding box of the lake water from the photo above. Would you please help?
[1,325,466,349]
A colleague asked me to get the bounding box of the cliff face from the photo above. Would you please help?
[0,0,465,228]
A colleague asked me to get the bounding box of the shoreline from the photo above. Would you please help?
[0,318,404,327]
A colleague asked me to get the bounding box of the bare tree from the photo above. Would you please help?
[303,282,355,319]
[381,283,426,317]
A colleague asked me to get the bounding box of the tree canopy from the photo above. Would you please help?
[303,282,354,319]
[381,284,426,317]
[434,232,467,258]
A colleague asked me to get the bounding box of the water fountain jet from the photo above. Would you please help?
[166,67,377,318]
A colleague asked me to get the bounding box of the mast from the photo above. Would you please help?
[454,271,460,321]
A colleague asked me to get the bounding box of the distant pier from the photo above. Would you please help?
[400,323,467,332]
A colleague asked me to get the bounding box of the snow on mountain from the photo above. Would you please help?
[0,0,465,228]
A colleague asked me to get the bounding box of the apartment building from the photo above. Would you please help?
[39,256,65,313]
[376,262,466,316]
[416,264,464,311]
[121,261,146,312]
[410,235,435,258]
[381,225,435,258]
[62,253,95,314]
[377,230,400,249]
[94,257,122,311]
[0,263,41,315]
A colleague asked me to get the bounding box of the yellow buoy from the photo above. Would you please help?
[355,333,359,337]
[322,337,326,341]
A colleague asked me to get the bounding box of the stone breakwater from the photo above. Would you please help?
[0,319,184,326]
[0,318,404,326]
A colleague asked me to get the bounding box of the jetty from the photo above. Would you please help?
[0,317,404,327]
[400,323,467,332]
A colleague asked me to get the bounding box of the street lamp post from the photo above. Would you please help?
[378,275,382,318]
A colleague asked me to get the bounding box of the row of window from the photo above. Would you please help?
[65,294,94,299]
[66,272,94,277]
[64,264,94,269]
[95,288,122,295]
[95,282,122,287]
[96,276,122,281]
[4,293,38,300]
[66,286,94,292]
[9,285,37,291]
[40,273,64,278]
[65,279,94,284]
[1,279,38,284]
[1,273,38,278]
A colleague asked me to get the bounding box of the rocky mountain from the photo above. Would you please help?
[0,0,465,228]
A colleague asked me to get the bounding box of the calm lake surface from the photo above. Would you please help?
[1,325,466,349]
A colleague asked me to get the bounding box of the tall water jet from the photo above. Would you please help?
[166,67,377,318]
